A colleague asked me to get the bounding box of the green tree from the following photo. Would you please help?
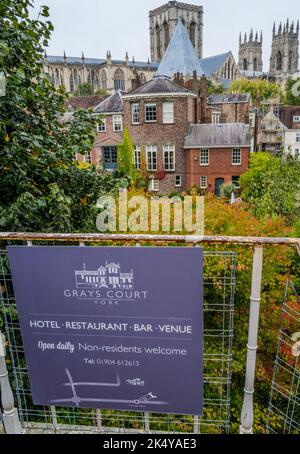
[230,78,282,105]
[240,152,300,224]
[0,0,116,232]
[117,128,134,177]
[74,82,94,96]
[283,77,300,106]
[206,79,225,96]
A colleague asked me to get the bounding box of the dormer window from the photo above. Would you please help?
[212,112,221,124]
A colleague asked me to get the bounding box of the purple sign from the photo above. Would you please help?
[8,246,203,416]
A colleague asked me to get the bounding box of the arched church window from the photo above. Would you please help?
[114,68,125,91]
[94,73,99,90]
[55,68,60,86]
[276,51,282,71]
[253,58,258,72]
[91,69,96,92]
[163,21,170,50]
[227,61,231,79]
[101,70,107,91]
[243,59,248,71]
[156,24,161,59]
[288,51,293,71]
[139,73,146,85]
[60,71,64,86]
[73,69,78,86]
[190,22,196,47]
[69,72,74,93]
[50,69,55,85]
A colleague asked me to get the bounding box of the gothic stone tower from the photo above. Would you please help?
[270,19,299,77]
[238,30,263,72]
[149,1,203,62]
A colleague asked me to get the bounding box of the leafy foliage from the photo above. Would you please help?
[74,82,95,96]
[0,0,117,232]
[206,79,225,96]
[230,78,282,105]
[283,77,300,106]
[220,183,236,200]
[117,128,134,177]
[73,82,109,97]
[240,152,300,224]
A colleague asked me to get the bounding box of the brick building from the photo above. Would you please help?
[122,76,197,193]
[93,91,124,170]
[206,93,251,124]
[185,123,250,195]
[75,91,124,167]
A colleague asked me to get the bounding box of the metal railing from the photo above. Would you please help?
[0,232,299,435]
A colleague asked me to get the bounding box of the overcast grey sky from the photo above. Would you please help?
[31,0,300,70]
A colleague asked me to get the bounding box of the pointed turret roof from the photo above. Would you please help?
[156,19,204,78]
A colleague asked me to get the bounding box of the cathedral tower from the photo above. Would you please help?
[270,19,299,76]
[149,1,203,62]
[238,30,263,72]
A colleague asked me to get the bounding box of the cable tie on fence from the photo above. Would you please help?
[247,344,258,351]
[244,388,255,395]
[250,297,261,303]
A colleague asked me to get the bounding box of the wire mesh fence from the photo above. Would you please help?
[267,279,300,434]
[0,244,236,434]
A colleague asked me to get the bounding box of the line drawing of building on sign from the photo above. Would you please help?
[75,262,134,290]
[126,378,145,387]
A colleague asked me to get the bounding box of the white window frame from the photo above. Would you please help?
[200,176,207,189]
[175,175,182,188]
[84,152,92,164]
[293,116,300,123]
[200,149,209,166]
[149,179,159,192]
[113,115,123,132]
[146,146,158,171]
[163,145,175,171]
[212,111,221,124]
[232,148,242,165]
[296,133,300,143]
[133,145,141,170]
[131,103,140,125]
[163,102,174,124]
[97,119,106,133]
[145,103,157,123]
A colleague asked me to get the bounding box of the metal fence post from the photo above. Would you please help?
[240,245,264,434]
[0,332,24,434]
